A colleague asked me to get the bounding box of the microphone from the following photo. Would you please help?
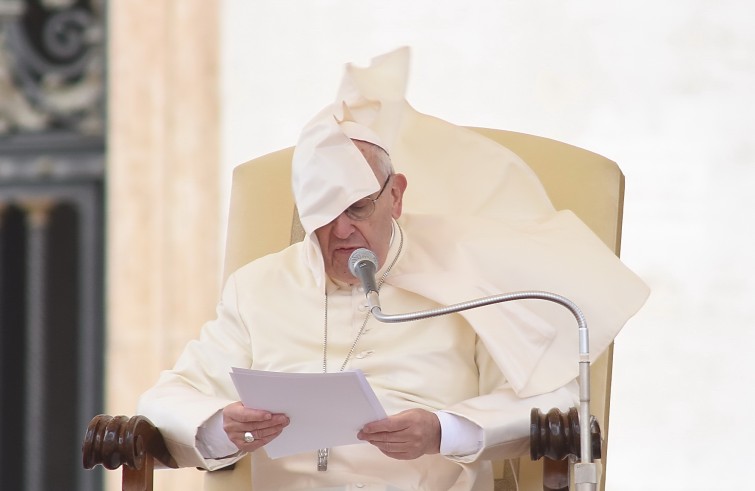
[349,256,598,488]
[348,248,379,294]
[348,249,382,310]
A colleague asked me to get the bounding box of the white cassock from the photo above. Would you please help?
[139,220,589,490]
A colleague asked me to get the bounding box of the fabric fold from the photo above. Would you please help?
[389,213,649,396]
[291,46,649,397]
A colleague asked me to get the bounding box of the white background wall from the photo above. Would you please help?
[220,2,755,489]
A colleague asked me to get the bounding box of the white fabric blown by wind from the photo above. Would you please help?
[291,47,649,397]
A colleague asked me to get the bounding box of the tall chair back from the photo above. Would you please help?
[211,128,624,491]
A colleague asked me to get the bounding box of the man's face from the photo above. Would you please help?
[314,142,407,284]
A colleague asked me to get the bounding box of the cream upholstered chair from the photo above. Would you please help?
[207,127,624,491]
[82,127,623,491]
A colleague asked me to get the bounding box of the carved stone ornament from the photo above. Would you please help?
[0,0,104,136]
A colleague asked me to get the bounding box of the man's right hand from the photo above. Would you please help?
[223,401,290,452]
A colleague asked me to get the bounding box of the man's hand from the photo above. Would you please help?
[223,402,290,452]
[357,408,441,460]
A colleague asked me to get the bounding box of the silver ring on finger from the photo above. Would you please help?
[243,431,255,443]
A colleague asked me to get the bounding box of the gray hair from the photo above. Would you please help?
[352,139,394,179]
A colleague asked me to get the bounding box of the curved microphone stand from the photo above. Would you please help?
[351,249,598,490]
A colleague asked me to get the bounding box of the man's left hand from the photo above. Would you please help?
[357,408,440,460]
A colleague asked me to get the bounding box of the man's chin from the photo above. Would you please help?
[329,248,364,282]
[333,248,359,265]
[335,264,354,281]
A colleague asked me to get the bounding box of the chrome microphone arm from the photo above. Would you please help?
[366,290,598,489]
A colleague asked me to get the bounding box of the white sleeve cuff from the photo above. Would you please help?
[436,410,483,457]
[196,408,240,459]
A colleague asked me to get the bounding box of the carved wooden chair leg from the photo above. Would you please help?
[530,407,602,491]
[542,458,569,491]
[122,460,155,491]
[83,414,178,491]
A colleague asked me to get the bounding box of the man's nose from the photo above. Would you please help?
[332,212,356,238]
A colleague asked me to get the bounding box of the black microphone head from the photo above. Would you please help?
[348,248,379,278]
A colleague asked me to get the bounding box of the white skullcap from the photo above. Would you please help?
[291,50,411,237]
[339,120,386,150]
[291,108,383,236]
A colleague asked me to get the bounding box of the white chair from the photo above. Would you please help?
[83,127,624,491]
[210,127,623,491]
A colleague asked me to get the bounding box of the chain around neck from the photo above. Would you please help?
[322,223,404,374]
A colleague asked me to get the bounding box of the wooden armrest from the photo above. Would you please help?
[81,409,599,491]
[82,414,178,491]
[530,407,602,491]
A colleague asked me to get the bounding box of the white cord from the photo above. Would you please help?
[509,458,520,491]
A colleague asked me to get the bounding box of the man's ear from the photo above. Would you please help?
[390,173,408,219]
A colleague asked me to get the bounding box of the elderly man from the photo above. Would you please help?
[223,138,446,460]
[138,49,648,490]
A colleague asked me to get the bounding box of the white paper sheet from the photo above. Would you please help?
[230,368,387,459]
